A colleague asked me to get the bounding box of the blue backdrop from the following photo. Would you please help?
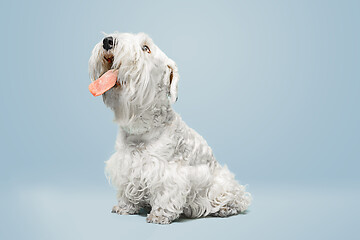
[1,0,359,239]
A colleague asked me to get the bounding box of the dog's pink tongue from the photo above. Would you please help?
[89,70,119,97]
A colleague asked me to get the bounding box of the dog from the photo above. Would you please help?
[88,32,251,224]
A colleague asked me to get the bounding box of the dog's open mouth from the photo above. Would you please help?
[104,55,114,64]
[88,51,122,97]
[89,67,119,97]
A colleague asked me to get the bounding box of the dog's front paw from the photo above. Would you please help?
[111,205,138,215]
[146,213,172,224]
[211,206,239,217]
[146,208,179,224]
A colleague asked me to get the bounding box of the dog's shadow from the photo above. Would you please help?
[137,208,249,224]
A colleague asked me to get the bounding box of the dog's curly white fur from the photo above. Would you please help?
[89,32,251,224]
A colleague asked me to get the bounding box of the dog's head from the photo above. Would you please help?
[89,32,179,125]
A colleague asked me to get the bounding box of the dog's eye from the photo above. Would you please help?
[142,45,151,54]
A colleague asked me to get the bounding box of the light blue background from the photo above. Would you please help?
[1,0,359,239]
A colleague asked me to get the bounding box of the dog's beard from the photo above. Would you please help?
[102,63,160,126]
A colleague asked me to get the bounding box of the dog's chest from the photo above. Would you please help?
[116,141,174,199]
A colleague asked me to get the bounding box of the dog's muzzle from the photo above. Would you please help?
[103,36,114,51]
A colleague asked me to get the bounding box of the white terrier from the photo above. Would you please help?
[88,32,251,224]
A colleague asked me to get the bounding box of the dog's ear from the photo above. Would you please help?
[166,59,179,104]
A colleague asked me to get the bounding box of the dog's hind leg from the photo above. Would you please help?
[209,165,251,217]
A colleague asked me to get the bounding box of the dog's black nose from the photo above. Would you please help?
[103,36,114,51]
